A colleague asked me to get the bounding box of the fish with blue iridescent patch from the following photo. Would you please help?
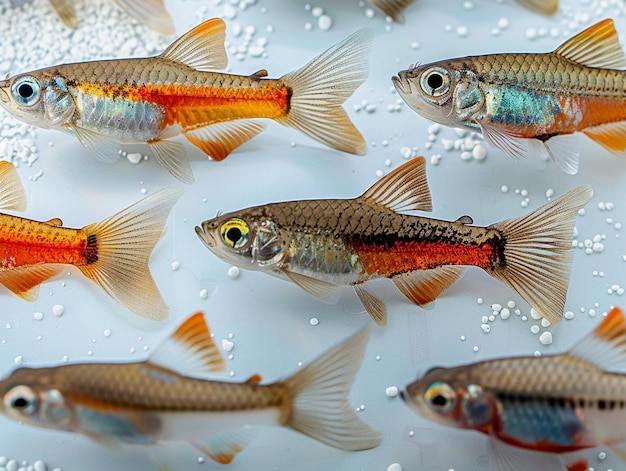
[0,18,371,183]
[0,312,381,466]
[393,19,626,174]
[402,306,626,470]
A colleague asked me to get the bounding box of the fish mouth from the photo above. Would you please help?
[0,83,9,105]
[391,74,410,95]
[194,225,216,248]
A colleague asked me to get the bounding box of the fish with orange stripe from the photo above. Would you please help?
[0,312,381,466]
[401,306,626,470]
[195,157,591,326]
[0,18,372,183]
[393,19,626,174]
[0,161,180,320]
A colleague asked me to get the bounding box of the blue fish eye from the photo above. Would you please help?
[4,385,38,416]
[420,67,452,98]
[11,76,42,106]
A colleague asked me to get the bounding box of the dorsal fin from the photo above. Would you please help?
[570,307,626,371]
[149,312,226,376]
[158,18,228,71]
[0,161,27,212]
[554,19,626,69]
[250,69,268,78]
[360,156,432,213]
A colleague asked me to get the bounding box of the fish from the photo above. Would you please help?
[373,0,557,22]
[0,160,180,320]
[194,156,592,327]
[48,0,175,35]
[0,312,381,465]
[401,306,626,471]
[392,19,626,175]
[0,18,372,184]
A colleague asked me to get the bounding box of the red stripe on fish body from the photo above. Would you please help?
[0,214,92,268]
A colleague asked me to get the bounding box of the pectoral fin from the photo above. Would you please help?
[184,120,266,162]
[489,437,565,471]
[354,285,387,326]
[392,267,465,307]
[0,265,64,302]
[282,270,341,304]
[0,161,27,212]
[71,125,121,164]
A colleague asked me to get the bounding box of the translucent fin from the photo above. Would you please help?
[45,218,63,227]
[48,0,77,28]
[490,185,593,324]
[354,285,387,326]
[392,266,465,306]
[282,270,340,304]
[570,307,626,371]
[360,156,432,213]
[194,428,255,464]
[369,0,416,22]
[489,437,565,471]
[584,121,626,156]
[0,161,27,211]
[112,0,175,35]
[149,312,226,375]
[148,139,194,185]
[565,458,590,471]
[278,28,373,155]
[78,188,182,320]
[515,0,558,15]
[544,135,580,175]
[283,326,382,451]
[554,19,626,69]
[455,215,473,225]
[0,265,63,301]
[184,120,266,162]
[479,122,528,160]
[158,18,227,71]
[71,125,120,163]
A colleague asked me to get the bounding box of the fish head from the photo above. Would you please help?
[195,208,286,271]
[393,60,483,130]
[0,70,75,129]
[402,365,496,432]
[0,367,74,432]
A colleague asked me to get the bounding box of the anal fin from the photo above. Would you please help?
[282,270,340,304]
[194,428,255,464]
[0,265,64,302]
[584,122,626,156]
[184,120,266,162]
[392,267,465,307]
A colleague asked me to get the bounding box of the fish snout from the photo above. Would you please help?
[194,224,216,248]
[0,83,10,105]
[399,390,407,402]
[392,72,412,95]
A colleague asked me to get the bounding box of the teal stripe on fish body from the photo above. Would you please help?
[497,394,585,449]
[77,405,159,444]
[486,85,561,129]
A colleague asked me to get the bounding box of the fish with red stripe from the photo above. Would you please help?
[0,18,372,183]
[401,306,626,470]
[195,156,591,326]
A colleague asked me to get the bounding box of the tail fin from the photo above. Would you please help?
[282,327,382,451]
[370,0,417,22]
[490,185,592,325]
[278,28,373,155]
[78,188,182,321]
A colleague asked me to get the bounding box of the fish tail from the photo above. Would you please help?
[282,327,381,451]
[277,28,373,155]
[490,185,592,325]
[78,188,182,320]
[370,0,417,22]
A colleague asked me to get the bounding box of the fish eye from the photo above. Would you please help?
[11,76,42,106]
[424,381,456,412]
[420,67,452,97]
[4,385,38,416]
[220,218,251,249]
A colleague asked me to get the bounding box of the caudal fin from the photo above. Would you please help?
[78,188,182,320]
[278,28,373,155]
[282,327,382,451]
[490,185,592,325]
[370,0,417,22]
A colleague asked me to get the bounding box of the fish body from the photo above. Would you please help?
[0,19,372,183]
[0,161,180,320]
[402,307,626,470]
[393,19,626,174]
[0,312,381,464]
[49,0,175,34]
[195,156,592,326]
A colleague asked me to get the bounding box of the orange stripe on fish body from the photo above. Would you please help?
[0,214,93,268]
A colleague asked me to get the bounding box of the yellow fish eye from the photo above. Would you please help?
[220,218,251,249]
[4,385,38,416]
[420,67,452,97]
[11,76,41,106]
[424,381,456,412]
